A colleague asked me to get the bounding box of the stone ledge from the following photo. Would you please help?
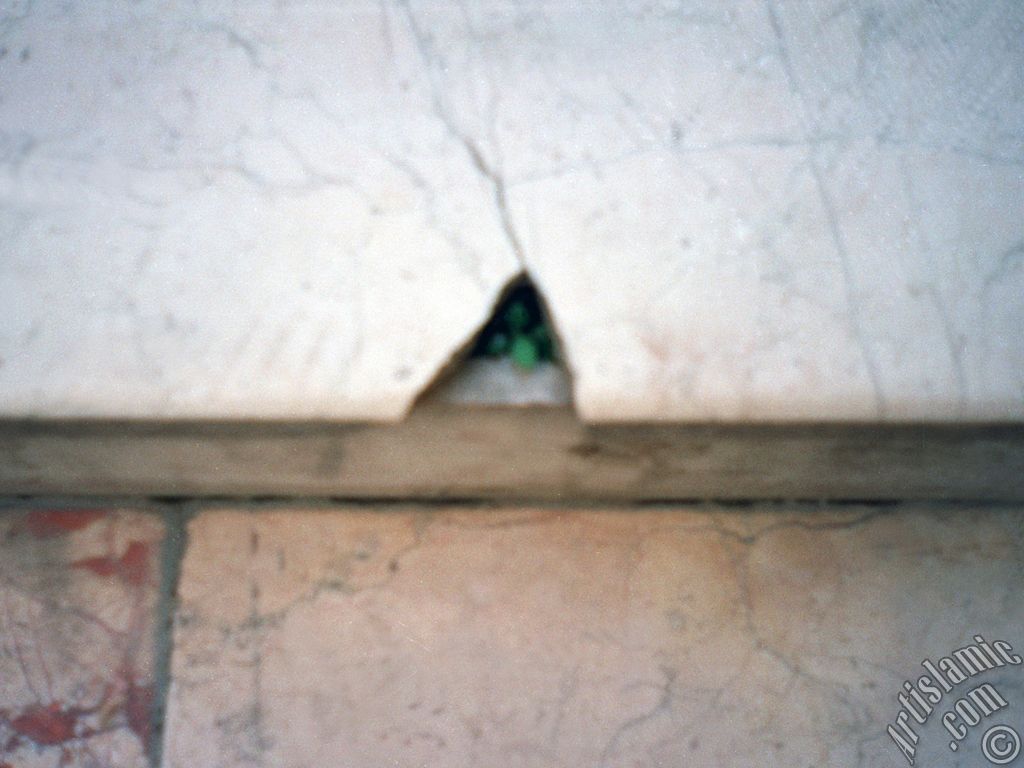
[2,405,1022,501]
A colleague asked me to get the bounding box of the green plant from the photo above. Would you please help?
[472,284,557,370]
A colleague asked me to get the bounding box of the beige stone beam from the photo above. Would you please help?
[2,404,1021,500]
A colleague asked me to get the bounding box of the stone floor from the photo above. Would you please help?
[1,503,1021,767]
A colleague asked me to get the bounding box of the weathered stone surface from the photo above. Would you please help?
[163,506,1024,767]
[1,2,1022,422]
[0,507,165,767]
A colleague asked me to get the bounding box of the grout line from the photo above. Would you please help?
[0,495,1020,513]
[148,503,193,768]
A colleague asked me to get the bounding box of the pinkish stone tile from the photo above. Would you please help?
[163,506,1024,768]
[0,508,165,768]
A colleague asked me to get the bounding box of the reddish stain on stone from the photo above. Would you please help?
[125,682,154,750]
[23,509,107,538]
[8,703,79,746]
[70,554,118,579]
[119,541,152,586]
[72,541,151,586]
[1,512,161,765]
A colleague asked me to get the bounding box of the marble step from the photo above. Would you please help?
[1,1,1022,424]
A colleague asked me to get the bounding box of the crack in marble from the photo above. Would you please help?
[762,0,888,417]
[399,0,526,272]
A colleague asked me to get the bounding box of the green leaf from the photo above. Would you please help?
[510,335,539,369]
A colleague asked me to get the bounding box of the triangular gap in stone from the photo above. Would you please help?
[415,275,573,408]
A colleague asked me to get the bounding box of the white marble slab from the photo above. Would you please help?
[0,1,520,420]
[1,1,1021,421]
